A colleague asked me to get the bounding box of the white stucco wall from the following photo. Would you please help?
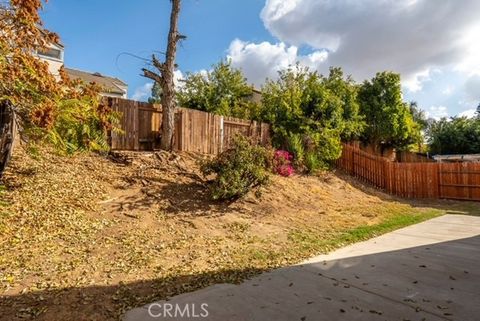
[36,43,64,80]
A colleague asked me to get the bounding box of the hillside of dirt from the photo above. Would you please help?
[0,146,477,321]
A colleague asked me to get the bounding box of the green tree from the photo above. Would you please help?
[260,65,365,167]
[357,72,421,151]
[148,81,162,104]
[177,60,259,119]
[409,101,429,131]
[428,117,480,155]
[324,67,365,140]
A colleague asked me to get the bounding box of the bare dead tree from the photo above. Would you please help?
[143,0,185,150]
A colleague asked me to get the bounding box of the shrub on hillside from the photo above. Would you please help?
[260,66,363,170]
[201,135,272,200]
[304,151,322,173]
[273,150,294,177]
[285,134,304,167]
[25,81,121,155]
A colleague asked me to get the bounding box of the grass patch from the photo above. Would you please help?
[339,209,440,242]
[289,209,442,254]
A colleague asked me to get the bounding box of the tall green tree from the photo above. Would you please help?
[177,60,258,119]
[357,72,421,150]
[409,101,429,131]
[261,66,365,166]
[324,67,365,140]
[148,81,162,104]
[428,117,480,154]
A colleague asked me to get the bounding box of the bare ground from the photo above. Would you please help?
[0,146,477,321]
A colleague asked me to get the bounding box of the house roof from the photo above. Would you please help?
[64,68,127,95]
[433,154,480,162]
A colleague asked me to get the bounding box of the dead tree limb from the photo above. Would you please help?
[143,0,184,151]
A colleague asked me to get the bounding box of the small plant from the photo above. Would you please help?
[304,151,322,173]
[201,135,271,200]
[286,133,305,166]
[273,150,295,177]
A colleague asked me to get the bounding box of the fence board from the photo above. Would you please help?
[107,98,270,155]
[337,144,480,202]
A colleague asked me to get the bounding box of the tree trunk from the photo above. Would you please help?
[0,101,15,177]
[160,0,181,151]
[142,0,184,151]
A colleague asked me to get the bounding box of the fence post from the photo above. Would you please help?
[133,100,139,151]
[437,162,442,199]
[219,116,224,153]
[351,146,355,175]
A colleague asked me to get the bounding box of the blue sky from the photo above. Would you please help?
[41,0,272,98]
[41,0,480,118]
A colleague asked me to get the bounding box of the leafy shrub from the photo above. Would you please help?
[304,152,322,173]
[1,2,119,157]
[273,150,295,177]
[177,60,260,119]
[201,135,272,200]
[285,133,305,166]
[260,66,364,168]
[47,96,120,154]
[279,131,341,173]
[311,129,343,167]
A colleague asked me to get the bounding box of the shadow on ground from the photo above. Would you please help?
[104,168,247,218]
[2,233,479,321]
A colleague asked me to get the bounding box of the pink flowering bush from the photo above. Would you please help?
[273,150,295,177]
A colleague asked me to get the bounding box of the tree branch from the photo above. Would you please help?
[151,55,166,73]
[176,33,187,42]
[142,69,163,84]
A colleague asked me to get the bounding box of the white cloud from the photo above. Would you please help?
[261,0,480,83]
[227,39,327,86]
[455,24,480,75]
[403,69,432,93]
[458,109,477,118]
[426,106,449,120]
[442,85,455,96]
[173,70,185,88]
[131,70,185,102]
[465,75,480,102]
[229,0,480,94]
[131,82,153,101]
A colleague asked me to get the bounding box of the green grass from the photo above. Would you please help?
[288,209,442,254]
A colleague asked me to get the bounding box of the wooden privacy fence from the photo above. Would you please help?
[337,144,480,201]
[106,98,270,154]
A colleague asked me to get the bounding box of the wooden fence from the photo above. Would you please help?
[337,144,480,201]
[106,98,270,154]
[396,151,433,163]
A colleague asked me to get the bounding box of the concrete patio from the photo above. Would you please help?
[125,214,480,321]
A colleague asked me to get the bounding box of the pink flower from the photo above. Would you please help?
[274,150,294,177]
[277,164,294,177]
[274,150,292,162]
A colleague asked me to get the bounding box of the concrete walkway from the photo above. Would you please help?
[124,215,480,321]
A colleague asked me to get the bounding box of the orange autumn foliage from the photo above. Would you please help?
[1,0,118,152]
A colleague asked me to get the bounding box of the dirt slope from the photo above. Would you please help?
[0,147,472,321]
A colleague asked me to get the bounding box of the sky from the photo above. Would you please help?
[41,0,480,118]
